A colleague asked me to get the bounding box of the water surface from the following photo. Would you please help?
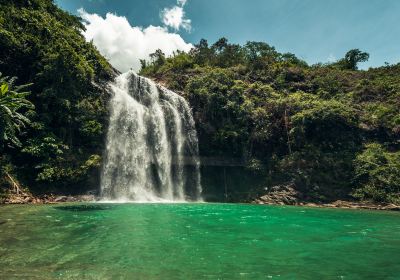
[0,203,399,279]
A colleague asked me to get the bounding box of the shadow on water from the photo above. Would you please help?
[54,204,115,212]
[0,220,7,226]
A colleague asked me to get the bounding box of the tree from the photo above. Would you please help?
[244,41,279,70]
[212,37,229,53]
[139,59,147,71]
[149,49,166,67]
[209,38,245,67]
[190,39,212,65]
[340,49,370,70]
[0,74,34,148]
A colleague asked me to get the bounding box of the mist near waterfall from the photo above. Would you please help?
[101,72,202,202]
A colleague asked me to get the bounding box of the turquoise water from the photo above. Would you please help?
[0,203,399,279]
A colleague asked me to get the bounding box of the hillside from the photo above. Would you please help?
[140,40,400,204]
[0,0,116,199]
[0,1,399,205]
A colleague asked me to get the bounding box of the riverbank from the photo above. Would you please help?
[252,184,400,211]
[1,191,399,211]
[1,192,96,204]
[252,198,400,211]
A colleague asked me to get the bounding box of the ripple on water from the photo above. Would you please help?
[54,204,115,212]
[0,203,399,279]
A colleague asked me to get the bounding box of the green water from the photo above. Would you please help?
[0,203,399,279]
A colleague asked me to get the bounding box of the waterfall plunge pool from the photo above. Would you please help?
[0,203,399,279]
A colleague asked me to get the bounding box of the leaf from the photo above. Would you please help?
[1,83,8,94]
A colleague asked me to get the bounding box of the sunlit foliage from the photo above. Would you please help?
[141,38,400,203]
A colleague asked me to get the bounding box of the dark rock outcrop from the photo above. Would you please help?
[254,183,302,205]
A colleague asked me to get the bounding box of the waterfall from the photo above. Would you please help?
[101,71,202,202]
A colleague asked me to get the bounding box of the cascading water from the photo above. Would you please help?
[101,71,202,202]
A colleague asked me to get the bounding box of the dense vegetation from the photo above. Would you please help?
[0,1,398,204]
[0,0,115,199]
[140,39,400,203]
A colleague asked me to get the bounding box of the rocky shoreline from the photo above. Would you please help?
[2,189,399,211]
[253,198,400,211]
[252,184,400,211]
[2,193,96,204]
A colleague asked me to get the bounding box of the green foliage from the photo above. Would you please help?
[186,68,248,157]
[289,93,359,150]
[0,0,114,193]
[353,143,400,203]
[80,120,103,138]
[22,136,67,159]
[0,73,34,148]
[141,37,400,203]
[36,154,101,183]
[340,49,370,70]
[0,0,398,203]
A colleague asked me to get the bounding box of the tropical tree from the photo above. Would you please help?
[0,73,34,148]
[337,49,370,70]
[149,49,166,67]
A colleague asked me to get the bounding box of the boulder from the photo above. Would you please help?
[255,183,302,205]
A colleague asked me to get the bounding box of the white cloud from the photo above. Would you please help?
[161,0,191,31]
[327,53,337,63]
[78,9,193,72]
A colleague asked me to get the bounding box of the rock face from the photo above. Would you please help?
[254,183,302,205]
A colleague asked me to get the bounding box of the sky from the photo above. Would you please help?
[56,0,400,72]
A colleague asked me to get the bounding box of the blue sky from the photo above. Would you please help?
[56,0,400,70]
